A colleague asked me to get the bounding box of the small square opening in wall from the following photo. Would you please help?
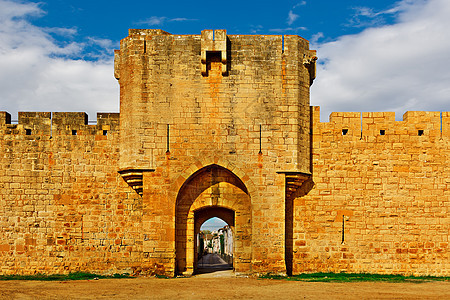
[380,130,385,135]
[418,130,424,136]
[25,129,32,135]
[103,130,108,136]
[72,130,77,136]
[342,129,348,135]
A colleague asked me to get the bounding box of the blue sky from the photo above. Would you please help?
[1,0,449,125]
[29,0,398,46]
[200,217,227,232]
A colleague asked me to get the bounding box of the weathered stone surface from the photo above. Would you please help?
[292,107,449,276]
[0,29,448,277]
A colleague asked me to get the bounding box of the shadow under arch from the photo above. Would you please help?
[196,207,235,234]
[175,164,252,275]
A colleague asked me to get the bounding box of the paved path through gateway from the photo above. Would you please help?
[196,253,233,277]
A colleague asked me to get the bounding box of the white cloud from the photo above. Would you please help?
[0,0,118,121]
[138,16,167,26]
[270,26,307,33]
[310,32,324,44]
[287,10,299,25]
[283,2,306,30]
[170,17,197,22]
[43,27,78,38]
[249,25,263,34]
[311,0,450,121]
[87,37,114,50]
[293,1,307,9]
[137,16,197,26]
[1,0,42,19]
[346,5,397,28]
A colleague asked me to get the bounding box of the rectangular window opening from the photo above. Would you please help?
[342,129,348,136]
[380,130,385,135]
[25,129,32,135]
[103,130,108,136]
[203,51,222,77]
[418,130,424,136]
[206,51,221,63]
[72,130,77,136]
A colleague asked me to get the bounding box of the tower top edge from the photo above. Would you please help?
[126,28,310,41]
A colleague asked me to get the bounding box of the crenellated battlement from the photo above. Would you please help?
[312,106,449,140]
[0,111,120,136]
[0,29,448,278]
[3,107,448,140]
[114,30,317,80]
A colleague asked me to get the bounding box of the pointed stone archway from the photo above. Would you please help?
[175,164,252,275]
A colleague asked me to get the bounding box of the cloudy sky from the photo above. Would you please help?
[1,0,449,123]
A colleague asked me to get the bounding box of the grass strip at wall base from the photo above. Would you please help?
[0,272,132,281]
[260,272,450,283]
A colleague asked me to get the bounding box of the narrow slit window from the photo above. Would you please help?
[418,130,424,136]
[380,130,385,135]
[259,124,262,154]
[166,124,170,154]
[72,130,77,136]
[342,129,348,136]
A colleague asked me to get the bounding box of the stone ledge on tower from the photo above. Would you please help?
[277,171,312,200]
[118,168,155,196]
[303,50,318,85]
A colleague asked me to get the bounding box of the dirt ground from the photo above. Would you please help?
[0,275,449,300]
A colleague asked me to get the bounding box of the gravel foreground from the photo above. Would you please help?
[0,276,449,299]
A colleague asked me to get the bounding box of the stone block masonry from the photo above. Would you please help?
[291,108,449,276]
[0,29,448,277]
[0,112,143,275]
[114,29,315,276]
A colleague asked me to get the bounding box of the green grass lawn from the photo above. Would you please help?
[260,272,450,283]
[0,272,131,281]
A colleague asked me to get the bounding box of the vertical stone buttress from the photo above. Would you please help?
[114,29,316,276]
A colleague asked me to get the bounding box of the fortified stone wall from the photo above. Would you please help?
[114,29,316,276]
[0,112,144,275]
[292,107,449,276]
[0,29,448,277]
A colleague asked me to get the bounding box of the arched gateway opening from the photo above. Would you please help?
[175,164,252,275]
[197,213,234,273]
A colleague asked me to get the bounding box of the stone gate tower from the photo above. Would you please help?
[114,29,317,275]
[1,28,447,278]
